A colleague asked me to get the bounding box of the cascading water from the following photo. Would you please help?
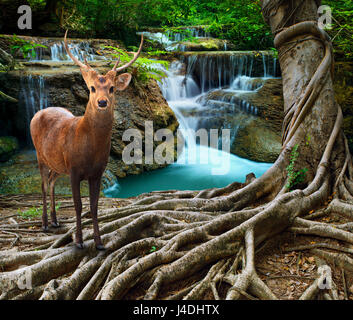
[183,52,278,92]
[50,42,97,62]
[138,27,212,52]
[105,52,275,198]
[31,41,105,62]
[19,75,48,145]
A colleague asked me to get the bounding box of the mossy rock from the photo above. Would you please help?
[231,119,281,163]
[179,38,234,51]
[0,136,19,162]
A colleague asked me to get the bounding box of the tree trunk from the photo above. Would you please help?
[0,0,352,300]
[263,0,345,181]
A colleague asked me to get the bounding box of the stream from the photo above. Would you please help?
[105,49,276,197]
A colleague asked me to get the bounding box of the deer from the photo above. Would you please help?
[30,31,143,250]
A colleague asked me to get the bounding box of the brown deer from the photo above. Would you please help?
[30,31,143,250]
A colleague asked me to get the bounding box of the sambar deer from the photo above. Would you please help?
[30,31,143,250]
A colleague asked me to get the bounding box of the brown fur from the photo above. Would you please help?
[30,63,132,250]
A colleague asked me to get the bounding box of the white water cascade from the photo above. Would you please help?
[105,53,275,198]
[19,75,48,144]
[138,27,212,52]
[31,41,105,62]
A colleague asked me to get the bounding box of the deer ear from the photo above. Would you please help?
[116,73,132,91]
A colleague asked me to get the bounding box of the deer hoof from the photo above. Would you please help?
[76,243,85,250]
[42,226,49,233]
[51,222,60,228]
[96,244,105,251]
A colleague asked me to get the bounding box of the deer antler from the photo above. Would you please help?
[64,30,91,69]
[113,34,144,72]
[112,56,121,71]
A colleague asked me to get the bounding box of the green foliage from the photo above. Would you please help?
[8,35,47,59]
[323,0,353,60]
[270,48,279,59]
[17,202,61,220]
[17,206,43,220]
[26,0,353,58]
[105,46,169,83]
[286,145,308,191]
[204,1,273,50]
[149,246,157,253]
[140,0,273,50]
[146,49,169,57]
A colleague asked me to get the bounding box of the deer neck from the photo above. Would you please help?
[81,101,114,147]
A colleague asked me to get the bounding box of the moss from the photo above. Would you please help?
[199,40,219,50]
[179,38,228,51]
[0,136,19,162]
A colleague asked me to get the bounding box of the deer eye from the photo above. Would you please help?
[91,86,96,93]
[109,86,114,94]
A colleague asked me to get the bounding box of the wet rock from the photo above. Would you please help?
[0,136,19,162]
[235,78,284,132]
[231,119,281,163]
[200,78,284,162]
[177,38,235,52]
[0,47,14,70]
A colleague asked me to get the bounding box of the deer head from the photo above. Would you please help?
[64,31,143,111]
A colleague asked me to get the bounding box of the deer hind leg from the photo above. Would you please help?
[49,171,60,228]
[70,171,84,249]
[88,176,104,250]
[38,162,50,232]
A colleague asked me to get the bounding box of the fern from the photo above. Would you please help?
[286,144,308,190]
[104,46,169,83]
[8,34,47,59]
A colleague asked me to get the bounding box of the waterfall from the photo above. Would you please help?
[184,52,278,92]
[51,42,96,62]
[31,41,104,62]
[157,54,264,151]
[138,27,211,52]
[105,51,274,197]
[19,75,48,144]
[158,61,200,101]
[156,50,280,153]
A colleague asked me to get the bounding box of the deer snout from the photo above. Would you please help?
[98,100,108,108]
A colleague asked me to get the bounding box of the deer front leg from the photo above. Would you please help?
[89,176,104,250]
[49,171,60,228]
[39,163,50,232]
[70,172,84,249]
